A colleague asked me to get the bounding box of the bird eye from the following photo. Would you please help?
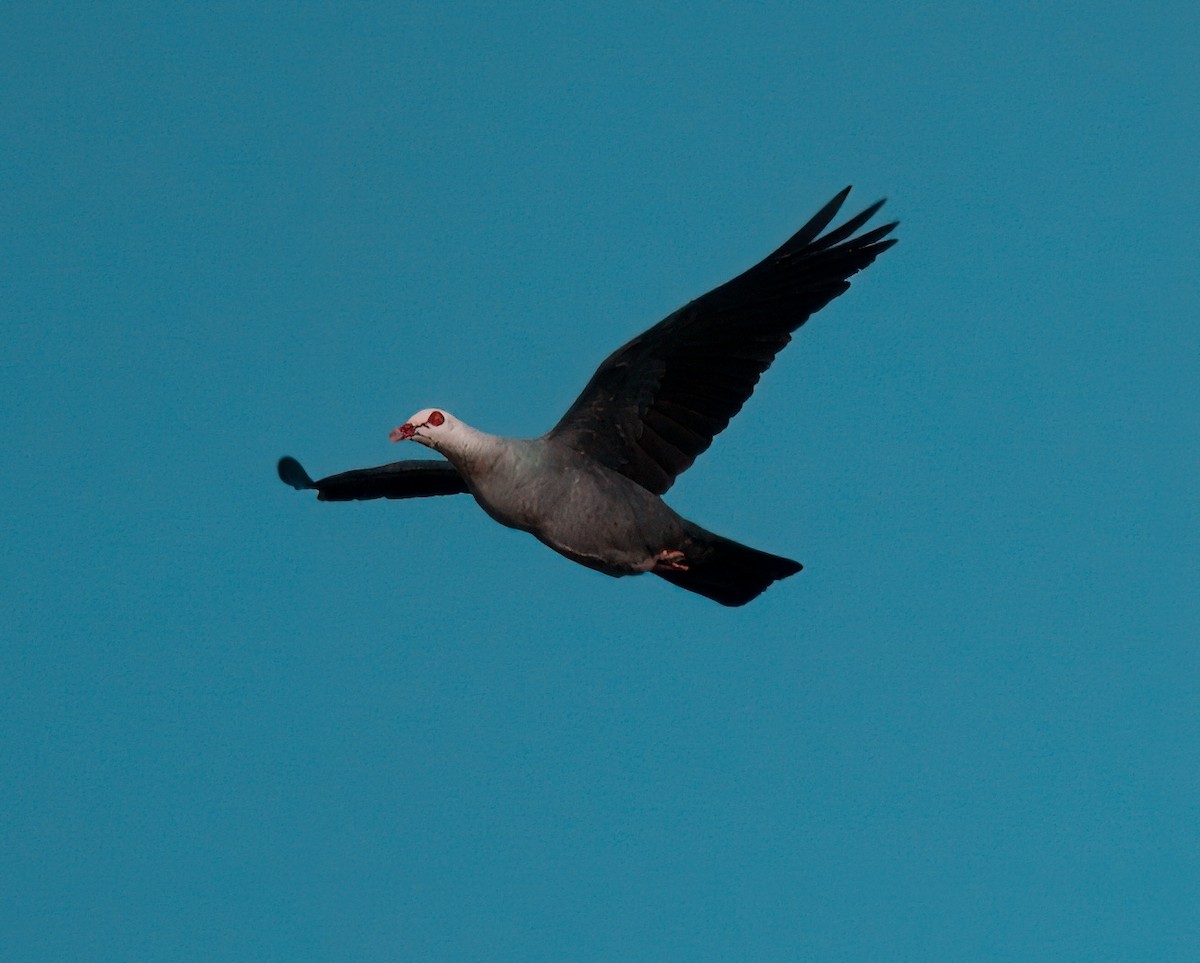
[428,410,445,427]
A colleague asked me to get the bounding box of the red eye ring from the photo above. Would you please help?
[428,410,445,427]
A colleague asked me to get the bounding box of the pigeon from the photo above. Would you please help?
[278,187,897,606]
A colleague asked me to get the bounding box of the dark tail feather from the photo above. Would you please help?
[657,531,802,606]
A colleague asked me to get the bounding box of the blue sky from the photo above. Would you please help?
[3,2,1197,960]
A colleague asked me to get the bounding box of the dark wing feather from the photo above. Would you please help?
[277,456,469,501]
[547,187,898,494]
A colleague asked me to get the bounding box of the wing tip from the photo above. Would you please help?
[277,456,316,491]
[781,186,899,256]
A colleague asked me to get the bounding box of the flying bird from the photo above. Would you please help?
[278,187,897,605]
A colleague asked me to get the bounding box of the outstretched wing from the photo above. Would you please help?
[277,456,469,501]
[547,187,898,495]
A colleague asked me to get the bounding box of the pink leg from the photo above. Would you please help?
[653,549,690,572]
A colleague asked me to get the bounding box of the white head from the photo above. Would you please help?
[389,407,460,451]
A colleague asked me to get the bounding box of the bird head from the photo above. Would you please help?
[389,408,456,450]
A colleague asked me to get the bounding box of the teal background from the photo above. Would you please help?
[3,3,1196,960]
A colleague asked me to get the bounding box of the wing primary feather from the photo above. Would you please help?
[842,222,899,249]
[808,199,887,251]
[776,186,852,253]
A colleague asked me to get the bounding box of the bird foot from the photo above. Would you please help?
[653,549,689,573]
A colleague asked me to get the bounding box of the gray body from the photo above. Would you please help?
[450,435,693,575]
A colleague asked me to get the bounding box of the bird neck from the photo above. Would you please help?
[434,420,505,475]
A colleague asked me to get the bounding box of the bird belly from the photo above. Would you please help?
[533,514,663,577]
[471,465,680,576]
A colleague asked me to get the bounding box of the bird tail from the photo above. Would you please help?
[657,529,802,607]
